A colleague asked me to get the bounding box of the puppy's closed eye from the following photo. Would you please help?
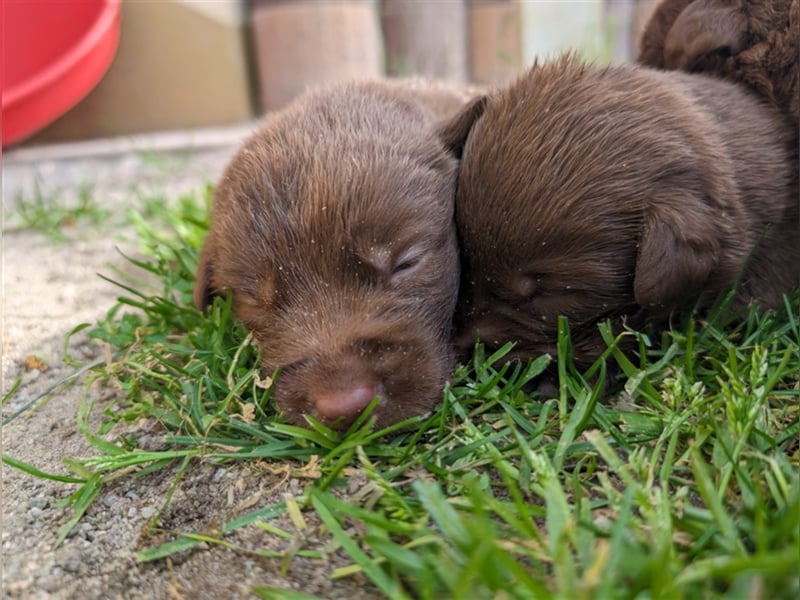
[359,245,426,284]
[390,247,425,282]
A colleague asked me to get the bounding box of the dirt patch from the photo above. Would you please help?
[2,133,383,599]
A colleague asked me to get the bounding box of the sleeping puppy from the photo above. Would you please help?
[195,80,477,429]
[638,0,799,128]
[441,55,798,368]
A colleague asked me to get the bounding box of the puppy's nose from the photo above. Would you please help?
[313,384,380,424]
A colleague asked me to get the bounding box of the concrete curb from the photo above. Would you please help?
[3,122,258,165]
[2,123,259,209]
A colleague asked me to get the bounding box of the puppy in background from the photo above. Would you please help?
[441,55,798,368]
[195,80,477,429]
[638,0,799,127]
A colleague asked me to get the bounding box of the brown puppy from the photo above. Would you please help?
[195,80,477,429]
[441,55,798,368]
[638,0,799,127]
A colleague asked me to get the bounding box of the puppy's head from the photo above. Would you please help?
[663,0,749,71]
[639,0,748,71]
[440,56,751,366]
[195,82,462,429]
[639,0,800,129]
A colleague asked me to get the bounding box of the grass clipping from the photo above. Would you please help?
[5,189,799,600]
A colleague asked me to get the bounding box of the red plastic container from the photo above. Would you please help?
[2,0,121,147]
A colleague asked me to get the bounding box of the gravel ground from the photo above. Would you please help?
[1,128,383,599]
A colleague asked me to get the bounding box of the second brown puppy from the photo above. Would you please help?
[441,55,799,367]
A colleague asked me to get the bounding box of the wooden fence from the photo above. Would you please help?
[252,0,662,110]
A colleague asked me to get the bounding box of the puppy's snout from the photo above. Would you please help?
[312,382,382,425]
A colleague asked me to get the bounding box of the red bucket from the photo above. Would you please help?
[2,0,121,147]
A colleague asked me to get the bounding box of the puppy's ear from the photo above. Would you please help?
[436,95,488,159]
[193,239,216,311]
[634,192,722,309]
[638,0,693,68]
[664,0,748,70]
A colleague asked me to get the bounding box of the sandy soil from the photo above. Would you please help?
[1,131,382,599]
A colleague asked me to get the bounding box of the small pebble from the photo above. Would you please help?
[29,497,49,510]
[61,556,84,575]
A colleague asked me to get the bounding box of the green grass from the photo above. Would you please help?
[5,180,111,241]
[4,188,798,599]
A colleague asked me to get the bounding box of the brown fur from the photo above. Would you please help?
[195,80,477,429]
[440,56,799,368]
[638,0,800,127]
